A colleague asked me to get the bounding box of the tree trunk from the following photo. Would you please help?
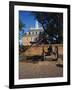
[56,46,58,60]
[41,46,45,61]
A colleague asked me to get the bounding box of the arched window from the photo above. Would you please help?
[40,32,41,34]
[32,32,34,35]
[36,32,37,35]
[29,32,30,35]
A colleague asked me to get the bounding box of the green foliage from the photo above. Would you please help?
[32,12,63,44]
[19,19,25,31]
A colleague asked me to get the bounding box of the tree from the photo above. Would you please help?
[32,12,63,44]
[19,19,25,31]
[19,19,25,52]
[31,12,63,60]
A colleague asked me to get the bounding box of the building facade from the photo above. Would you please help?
[22,21,44,46]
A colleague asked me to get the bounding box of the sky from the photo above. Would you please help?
[19,11,36,33]
[19,11,63,40]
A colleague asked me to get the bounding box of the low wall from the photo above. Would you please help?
[23,44,63,56]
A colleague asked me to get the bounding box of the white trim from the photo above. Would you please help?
[14,5,68,85]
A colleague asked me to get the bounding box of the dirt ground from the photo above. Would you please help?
[19,60,63,79]
[21,44,63,56]
[19,44,63,79]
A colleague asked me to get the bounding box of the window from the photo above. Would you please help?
[32,32,34,35]
[31,37,32,41]
[29,32,30,35]
[40,32,41,34]
[36,32,37,35]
